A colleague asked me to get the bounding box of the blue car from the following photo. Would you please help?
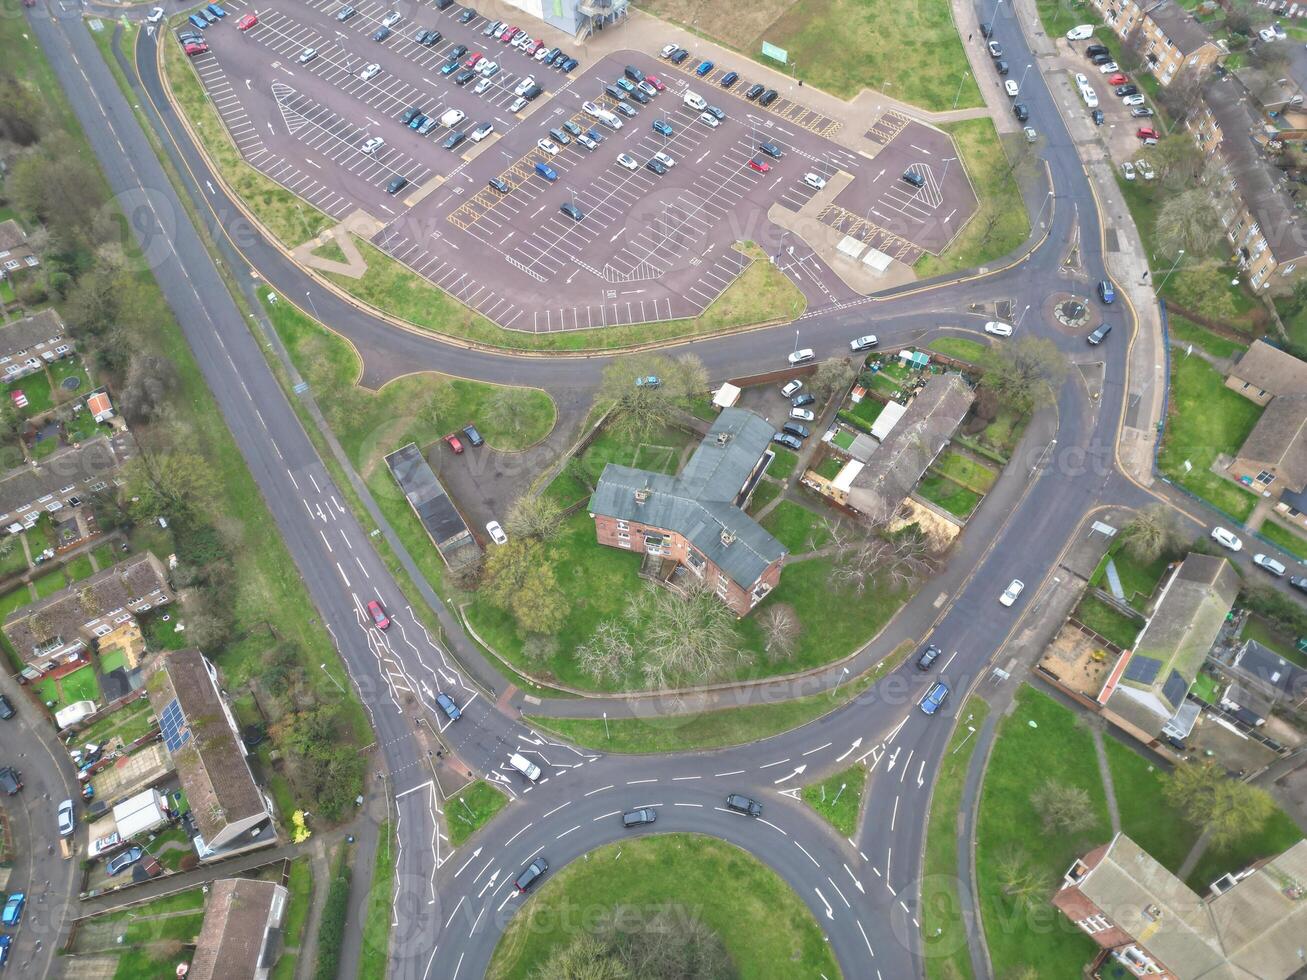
[0,935,10,967]
[2,894,24,928]
[188,13,207,29]
[695,59,714,76]
[919,681,950,716]
[652,119,674,137]
[1098,279,1116,304]
[440,59,460,75]
[409,114,427,130]
[435,692,461,721]
[206,3,227,17]
[534,161,558,181]
[720,70,739,87]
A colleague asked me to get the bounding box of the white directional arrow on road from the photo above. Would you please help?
[844,863,866,895]
[777,787,802,800]
[477,870,500,899]
[773,764,808,785]
[835,737,863,763]
[917,760,926,788]
[886,747,901,772]
[453,847,483,878]
[814,887,835,920]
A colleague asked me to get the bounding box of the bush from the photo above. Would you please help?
[836,409,873,434]
[314,863,352,980]
[1240,583,1307,638]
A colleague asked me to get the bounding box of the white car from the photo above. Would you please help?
[441,109,465,129]
[474,77,492,94]
[381,9,401,27]
[1004,79,1019,97]
[803,172,827,190]
[699,112,721,128]
[1122,94,1146,107]
[788,348,815,365]
[999,579,1025,607]
[1121,161,1136,181]
[478,60,499,77]
[486,521,508,546]
[1066,24,1095,41]
[492,22,508,37]
[850,335,878,351]
[534,46,552,61]
[653,151,676,168]
[1024,126,1039,143]
[1211,526,1243,551]
[1136,159,1155,180]
[57,798,75,837]
[509,97,528,113]
[638,80,658,98]
[469,122,495,142]
[514,34,533,49]
[1098,61,1119,74]
[985,321,1013,336]
[147,6,165,22]
[661,42,678,57]
[362,136,385,154]
[515,76,537,97]
[582,100,603,118]
[1259,27,1278,42]
[359,62,381,81]
[616,152,638,170]
[1253,553,1287,577]
[298,47,318,65]
[537,138,560,155]
[790,407,816,422]
[780,380,803,397]
[1081,87,1099,109]
[1074,72,1090,87]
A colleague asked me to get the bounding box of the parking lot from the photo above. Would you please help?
[180,0,979,332]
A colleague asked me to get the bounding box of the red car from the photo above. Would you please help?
[1136,126,1159,140]
[236,12,258,30]
[465,52,483,68]
[444,433,465,454]
[184,41,209,55]
[501,27,518,43]
[747,158,770,173]
[367,600,390,630]
[644,74,665,91]
[525,39,542,55]
[1108,73,1127,85]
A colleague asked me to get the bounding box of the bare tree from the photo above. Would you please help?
[1120,504,1184,563]
[981,337,1068,410]
[806,357,858,404]
[757,603,802,662]
[1030,780,1096,834]
[480,385,536,443]
[636,583,742,690]
[994,847,1051,908]
[829,523,937,595]
[577,620,637,685]
[1156,188,1222,256]
[505,494,564,543]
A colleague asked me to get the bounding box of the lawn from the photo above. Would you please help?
[917,472,982,518]
[446,780,509,847]
[1102,738,1201,875]
[358,821,396,980]
[486,835,838,980]
[64,554,94,583]
[801,763,866,838]
[1166,313,1247,361]
[1089,542,1173,612]
[574,421,695,488]
[142,611,189,651]
[49,357,91,402]
[1191,669,1221,704]
[90,542,116,570]
[69,885,208,979]
[1186,806,1304,894]
[1259,520,1307,561]
[0,537,27,579]
[929,337,989,364]
[98,647,128,675]
[933,450,997,493]
[922,696,990,980]
[1073,594,1144,649]
[916,120,1030,277]
[527,643,911,753]
[760,500,831,552]
[1034,0,1096,37]
[976,686,1109,978]
[767,446,798,479]
[31,569,65,598]
[1158,351,1262,521]
[832,428,856,451]
[848,395,885,427]
[13,370,53,417]
[270,858,314,980]
[77,697,156,747]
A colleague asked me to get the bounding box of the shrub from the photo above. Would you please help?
[314,863,352,980]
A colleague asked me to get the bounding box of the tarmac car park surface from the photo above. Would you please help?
[183,0,978,334]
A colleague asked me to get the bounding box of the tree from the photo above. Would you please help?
[521,633,559,663]
[1030,780,1095,834]
[594,905,736,980]
[480,539,569,636]
[577,619,637,684]
[826,520,937,594]
[1120,504,1184,563]
[505,494,564,543]
[0,397,20,443]
[1147,135,1204,190]
[806,357,858,404]
[1225,6,1252,35]
[480,385,535,443]
[1163,760,1276,849]
[596,353,706,441]
[0,76,44,146]
[419,381,459,436]
[981,337,1067,410]
[757,603,801,662]
[6,136,105,246]
[119,353,179,424]
[994,847,1050,908]
[124,451,208,522]
[631,583,741,689]
[531,933,626,980]
[1155,188,1222,257]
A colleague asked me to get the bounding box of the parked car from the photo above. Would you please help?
[435,692,461,721]
[1131,107,1155,118]
[645,158,668,176]
[367,599,390,630]
[999,579,1025,607]
[789,407,815,422]
[772,432,802,450]
[782,421,810,439]
[534,161,557,181]
[622,808,656,827]
[1004,79,1019,97]
[804,172,827,190]
[1121,161,1136,181]
[362,136,385,155]
[720,70,739,87]
[489,177,510,193]
[985,321,1013,336]
[1137,126,1159,140]
[1210,526,1243,551]
[359,63,381,81]
[1253,553,1287,577]
[297,47,317,64]
[1,894,24,927]
[987,40,1003,57]
[695,59,714,76]
[0,695,13,721]
[107,846,144,876]
[759,89,779,106]
[725,793,762,816]
[916,644,942,671]
[486,521,508,546]
[515,857,548,892]
[850,334,879,351]
[1098,61,1120,74]
[1289,576,1307,594]
[236,12,258,29]
[1066,24,1095,40]
[788,348,814,364]
[699,111,721,128]
[1108,73,1128,85]
[1013,102,1030,122]
[1122,94,1146,107]
[57,798,75,836]
[0,767,21,796]
[652,119,674,137]
[919,681,950,716]
[791,393,816,407]
[386,174,409,194]
[747,157,770,174]
[560,201,584,221]
[537,138,560,156]
[462,424,484,447]
[616,153,638,171]
[443,432,465,454]
[336,4,355,19]
[781,380,803,397]
[0,935,10,967]
[1092,108,1105,125]
[371,25,391,41]
[745,83,765,100]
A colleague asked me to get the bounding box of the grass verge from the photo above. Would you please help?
[446,780,509,847]
[358,820,396,980]
[801,763,866,838]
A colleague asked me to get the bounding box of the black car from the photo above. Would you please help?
[462,424,484,446]
[560,201,584,220]
[772,432,802,451]
[759,89,779,106]
[386,175,409,195]
[372,25,391,41]
[916,644,942,671]
[902,169,925,188]
[443,131,467,150]
[622,808,657,827]
[759,141,782,158]
[782,421,810,439]
[670,48,690,64]
[624,65,643,82]
[489,177,510,193]
[1085,43,1109,57]
[515,857,548,892]
[645,158,667,175]
[1090,52,1111,65]
[450,44,468,59]
[995,59,1009,75]
[604,84,627,101]
[0,694,12,721]
[1289,576,1307,595]
[725,793,762,817]
[791,392,815,408]
[419,29,442,45]
[1091,108,1105,125]
[455,69,476,85]
[1087,323,1112,345]
[980,21,993,37]
[0,767,20,796]
[458,8,475,23]
[1013,102,1029,122]
[401,105,423,124]
[745,83,765,100]
[629,89,650,105]
[1115,84,1138,97]
[720,70,738,87]
[522,84,543,100]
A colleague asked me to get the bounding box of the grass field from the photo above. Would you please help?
[1073,594,1143,649]
[933,450,997,492]
[1260,520,1307,561]
[767,446,798,479]
[918,472,982,518]
[486,835,839,980]
[1159,351,1262,521]
[1166,314,1247,361]
[446,780,509,847]
[916,120,1030,278]
[760,500,831,552]
[929,337,989,364]
[801,763,866,837]
[358,822,396,980]
[1089,542,1173,612]
[923,696,990,980]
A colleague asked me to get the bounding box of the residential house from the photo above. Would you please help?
[0,220,40,281]
[1189,79,1307,291]
[842,373,973,523]
[86,390,114,424]
[2,552,173,679]
[145,648,275,856]
[1053,832,1307,978]
[189,878,288,980]
[588,408,785,616]
[1084,0,1223,85]
[1225,339,1307,406]
[0,432,135,535]
[0,309,72,384]
[1229,638,1307,708]
[1100,553,1239,744]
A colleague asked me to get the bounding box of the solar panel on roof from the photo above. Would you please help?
[1162,670,1190,710]
[1122,656,1161,685]
[159,697,190,753]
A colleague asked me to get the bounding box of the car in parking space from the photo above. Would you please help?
[524,39,543,55]
[297,47,317,64]
[408,114,428,131]
[0,767,20,796]
[443,131,466,150]
[564,56,582,73]
[381,9,402,26]
[790,406,817,421]
[772,431,802,450]
[604,83,628,101]
[536,138,560,156]
[58,798,75,836]
[1135,159,1157,182]
[441,59,461,75]
[653,151,676,169]
[107,846,144,876]
[236,12,258,29]
[1253,553,1287,577]
[748,157,770,173]
[919,681,950,716]
[488,176,510,193]
[1086,42,1109,56]
[623,64,644,83]
[695,59,714,76]
[1098,279,1116,303]
[474,76,493,94]
[515,857,549,893]
[988,40,1003,57]
[435,691,462,721]
[745,83,765,100]
[1024,126,1039,143]
[465,51,484,68]
[671,48,690,64]
[455,69,477,85]
[418,29,441,45]
[479,60,499,77]
[652,119,674,137]
[401,105,422,124]
[615,77,636,94]
[459,7,475,22]
[560,201,584,220]
[550,50,570,68]
[0,694,13,721]
[645,158,668,176]
[483,19,500,36]
[726,793,763,816]
[791,392,816,408]
[1121,160,1136,181]
[500,26,518,43]
[1004,79,1019,97]
[372,25,391,41]
[484,519,510,547]
[1131,106,1155,117]
[720,70,739,88]
[548,127,571,146]
[199,6,217,22]
[782,421,810,440]
[916,644,942,671]
[362,136,385,154]
[366,599,390,629]
[628,88,650,105]
[698,111,721,128]
[999,579,1025,607]
[1087,322,1112,344]
[1066,23,1095,40]
[576,133,597,150]
[1092,108,1105,125]
[465,122,493,144]
[1098,61,1119,74]
[636,80,658,99]
[1290,576,1307,594]
[703,104,726,122]
[359,63,381,81]
[615,152,639,171]
[1115,84,1138,97]
[492,22,508,37]
[2,894,24,927]
[1013,102,1030,121]
[183,39,208,55]
[336,3,356,19]
[850,334,878,351]
[1211,526,1243,551]
[660,42,678,57]
[1123,94,1146,107]
[459,423,483,448]
[985,321,1013,336]
[902,169,925,188]
[558,120,582,139]
[781,379,803,397]
[514,76,537,97]
[1137,126,1159,140]
[535,45,552,61]
[534,161,558,181]
[759,89,779,106]
[385,174,407,194]
[1108,72,1128,85]
[803,172,827,190]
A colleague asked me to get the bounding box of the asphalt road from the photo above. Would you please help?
[24,0,1307,978]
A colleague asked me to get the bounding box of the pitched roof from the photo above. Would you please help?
[845,374,973,522]
[1111,554,1239,727]
[1145,0,1218,54]
[383,443,477,561]
[1234,638,1307,697]
[1207,839,1307,978]
[2,552,171,664]
[145,649,268,843]
[0,309,65,362]
[189,878,287,980]
[1229,339,1307,399]
[0,220,29,254]
[589,409,785,589]
[1236,393,1307,490]
[0,432,133,521]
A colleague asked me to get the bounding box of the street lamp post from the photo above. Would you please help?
[305,290,320,322]
[793,329,800,354]
[1019,63,1033,92]
[953,70,970,109]
[989,0,1003,26]
[941,156,957,184]
[1035,190,1054,227]
[1016,303,1032,328]
[833,665,850,695]
[1158,249,1186,290]
[319,663,345,695]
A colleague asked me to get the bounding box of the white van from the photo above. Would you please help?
[683,89,706,111]
[596,109,623,130]
[440,109,466,129]
[508,752,542,781]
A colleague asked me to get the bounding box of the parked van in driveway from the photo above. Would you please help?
[508,752,541,781]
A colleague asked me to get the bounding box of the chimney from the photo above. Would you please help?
[716,431,732,448]
[720,529,735,547]
[634,487,649,504]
